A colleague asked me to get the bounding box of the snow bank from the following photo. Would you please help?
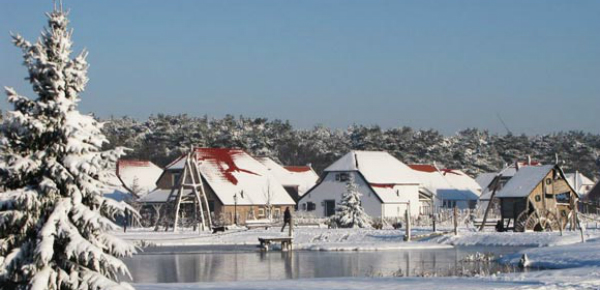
[500,237,600,269]
[434,230,600,247]
[115,228,444,251]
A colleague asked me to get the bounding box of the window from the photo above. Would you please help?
[555,192,571,204]
[335,173,350,182]
[258,208,265,218]
[306,202,316,211]
[545,178,552,185]
[274,208,281,218]
[535,195,541,202]
[442,200,456,208]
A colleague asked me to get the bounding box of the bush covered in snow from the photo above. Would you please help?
[330,175,372,229]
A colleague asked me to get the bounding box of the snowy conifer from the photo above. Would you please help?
[331,174,371,228]
[0,7,136,290]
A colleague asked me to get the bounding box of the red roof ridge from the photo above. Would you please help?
[409,164,438,173]
[284,166,312,173]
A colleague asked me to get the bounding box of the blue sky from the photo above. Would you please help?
[1,1,599,134]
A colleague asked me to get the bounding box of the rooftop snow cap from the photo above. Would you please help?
[164,148,295,206]
[325,151,419,185]
[495,165,555,198]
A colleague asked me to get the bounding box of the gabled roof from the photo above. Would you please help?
[161,148,295,206]
[116,160,162,197]
[478,162,544,200]
[495,165,555,198]
[475,173,497,191]
[256,157,319,196]
[324,151,419,185]
[409,165,481,201]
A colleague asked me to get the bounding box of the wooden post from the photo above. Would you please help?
[288,214,293,237]
[573,199,585,243]
[405,203,412,241]
[479,176,501,232]
[453,206,458,236]
[432,213,437,232]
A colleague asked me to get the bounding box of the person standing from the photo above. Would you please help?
[281,207,292,232]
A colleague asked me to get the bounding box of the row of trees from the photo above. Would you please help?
[103,115,600,180]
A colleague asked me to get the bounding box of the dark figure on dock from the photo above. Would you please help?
[281,207,291,232]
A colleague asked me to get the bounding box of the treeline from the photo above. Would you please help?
[102,114,600,180]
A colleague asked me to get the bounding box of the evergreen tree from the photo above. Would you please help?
[0,7,136,290]
[331,174,371,228]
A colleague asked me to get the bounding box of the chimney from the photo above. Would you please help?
[527,155,531,165]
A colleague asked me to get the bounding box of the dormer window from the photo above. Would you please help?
[335,173,350,182]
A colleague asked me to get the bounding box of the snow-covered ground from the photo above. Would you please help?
[117,227,600,289]
[115,227,450,251]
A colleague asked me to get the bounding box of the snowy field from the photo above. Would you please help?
[114,228,600,289]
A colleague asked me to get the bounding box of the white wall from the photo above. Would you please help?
[378,184,420,218]
[299,171,383,218]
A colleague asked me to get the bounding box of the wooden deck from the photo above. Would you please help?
[258,237,293,251]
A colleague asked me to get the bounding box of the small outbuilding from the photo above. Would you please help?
[495,164,578,232]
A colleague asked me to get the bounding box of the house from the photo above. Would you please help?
[495,164,577,232]
[102,159,162,202]
[116,160,162,198]
[255,157,319,202]
[477,160,542,209]
[298,151,420,218]
[565,172,595,198]
[410,165,481,211]
[138,148,295,225]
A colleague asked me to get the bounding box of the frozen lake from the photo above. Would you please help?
[122,245,529,283]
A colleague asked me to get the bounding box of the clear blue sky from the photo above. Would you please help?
[1,1,599,135]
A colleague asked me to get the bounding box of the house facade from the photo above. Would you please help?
[298,151,420,218]
[139,148,295,225]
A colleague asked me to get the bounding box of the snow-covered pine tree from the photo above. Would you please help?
[331,174,371,228]
[0,7,136,290]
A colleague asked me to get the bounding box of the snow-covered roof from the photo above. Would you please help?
[117,160,162,197]
[477,162,544,201]
[565,173,595,195]
[255,157,319,197]
[409,165,481,201]
[102,169,135,202]
[137,189,177,203]
[162,148,295,206]
[475,173,497,191]
[495,165,554,198]
[325,151,419,185]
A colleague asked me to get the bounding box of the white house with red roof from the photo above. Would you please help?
[298,151,420,218]
[255,157,319,202]
[139,148,295,224]
[409,164,481,211]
